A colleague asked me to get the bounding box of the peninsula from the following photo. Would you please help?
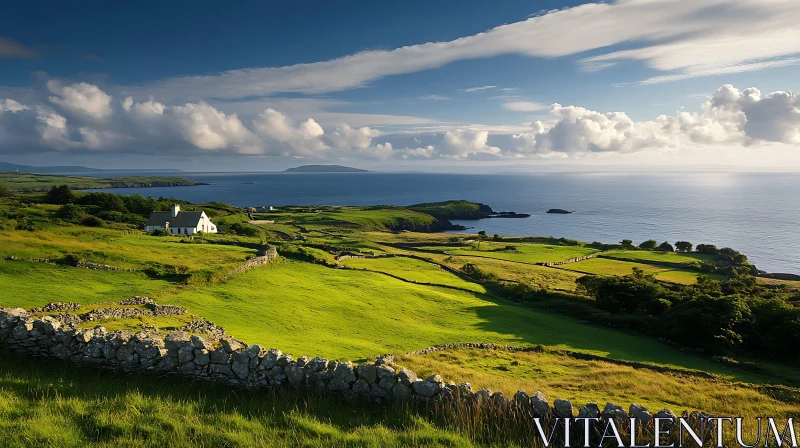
[0,172,201,193]
[283,164,369,173]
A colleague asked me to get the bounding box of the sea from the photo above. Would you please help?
[87,171,800,275]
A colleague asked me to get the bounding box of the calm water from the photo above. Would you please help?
[89,172,800,274]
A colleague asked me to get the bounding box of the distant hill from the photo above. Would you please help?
[0,162,182,174]
[283,165,369,173]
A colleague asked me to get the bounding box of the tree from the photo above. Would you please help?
[476,230,487,250]
[492,233,502,241]
[675,241,693,252]
[639,239,658,250]
[657,241,674,252]
[696,244,719,255]
[46,185,75,205]
[620,239,634,249]
[55,203,85,223]
[0,185,10,198]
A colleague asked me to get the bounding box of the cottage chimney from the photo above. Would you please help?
[171,204,180,218]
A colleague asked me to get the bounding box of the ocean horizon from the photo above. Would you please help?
[87,171,800,275]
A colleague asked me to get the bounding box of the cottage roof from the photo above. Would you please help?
[145,210,205,228]
[145,211,173,227]
[170,211,204,227]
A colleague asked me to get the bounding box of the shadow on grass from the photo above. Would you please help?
[464,295,794,386]
[0,349,449,446]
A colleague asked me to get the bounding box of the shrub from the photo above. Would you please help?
[638,239,658,250]
[675,241,693,252]
[58,254,82,267]
[45,185,75,205]
[81,215,105,227]
[0,185,10,198]
[55,203,85,223]
[657,241,674,252]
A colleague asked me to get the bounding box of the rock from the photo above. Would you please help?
[285,362,305,386]
[356,365,377,384]
[177,344,195,363]
[246,344,264,359]
[231,352,250,379]
[398,369,417,386]
[531,391,550,417]
[491,391,508,406]
[51,344,71,359]
[276,354,292,367]
[164,331,191,351]
[513,390,530,406]
[546,208,573,214]
[295,356,310,367]
[655,409,678,429]
[602,403,627,421]
[630,403,652,425]
[375,364,395,380]
[392,383,412,400]
[369,383,388,399]
[210,363,233,377]
[473,388,492,402]
[220,338,243,353]
[352,378,370,395]
[412,379,442,398]
[194,349,210,366]
[333,362,357,384]
[306,357,328,373]
[327,377,351,392]
[458,383,473,396]
[425,374,443,384]
[378,376,397,391]
[209,349,231,364]
[11,322,32,339]
[554,399,574,418]
[578,402,600,419]
[190,335,208,349]
[261,349,282,369]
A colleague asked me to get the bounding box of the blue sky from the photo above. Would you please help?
[1,0,799,171]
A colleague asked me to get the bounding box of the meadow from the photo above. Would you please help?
[0,260,177,308]
[600,249,713,264]
[423,242,599,264]
[338,256,486,293]
[0,172,198,192]
[558,257,725,284]
[159,261,774,383]
[0,225,255,277]
[394,347,800,440]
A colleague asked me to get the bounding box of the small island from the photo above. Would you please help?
[283,165,369,173]
[547,208,573,214]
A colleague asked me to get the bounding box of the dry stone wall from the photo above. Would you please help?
[0,302,689,427]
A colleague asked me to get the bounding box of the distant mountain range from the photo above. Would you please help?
[283,165,369,173]
[0,162,182,174]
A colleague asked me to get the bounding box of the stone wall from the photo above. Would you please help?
[0,302,687,427]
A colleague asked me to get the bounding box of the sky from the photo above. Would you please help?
[1,0,799,171]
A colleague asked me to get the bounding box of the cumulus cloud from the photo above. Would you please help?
[47,81,113,120]
[512,84,800,156]
[120,1,800,101]
[1,82,797,162]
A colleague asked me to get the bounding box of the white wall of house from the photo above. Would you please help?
[144,210,217,235]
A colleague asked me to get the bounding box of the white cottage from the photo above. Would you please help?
[144,204,217,235]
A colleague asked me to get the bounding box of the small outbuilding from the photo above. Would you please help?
[144,204,217,235]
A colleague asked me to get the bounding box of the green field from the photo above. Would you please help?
[0,227,256,277]
[0,261,176,308]
[160,261,769,383]
[601,249,713,264]
[439,242,599,264]
[559,257,724,284]
[263,207,438,231]
[395,347,800,440]
[338,256,486,292]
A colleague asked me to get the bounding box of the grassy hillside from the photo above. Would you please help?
[0,350,473,448]
[338,256,486,293]
[440,242,599,264]
[160,261,770,383]
[0,261,177,308]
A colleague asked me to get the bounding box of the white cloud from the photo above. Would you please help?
[463,86,497,93]
[0,99,27,113]
[169,102,260,153]
[503,101,548,112]
[418,95,452,101]
[120,1,800,100]
[512,84,800,156]
[47,81,113,120]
